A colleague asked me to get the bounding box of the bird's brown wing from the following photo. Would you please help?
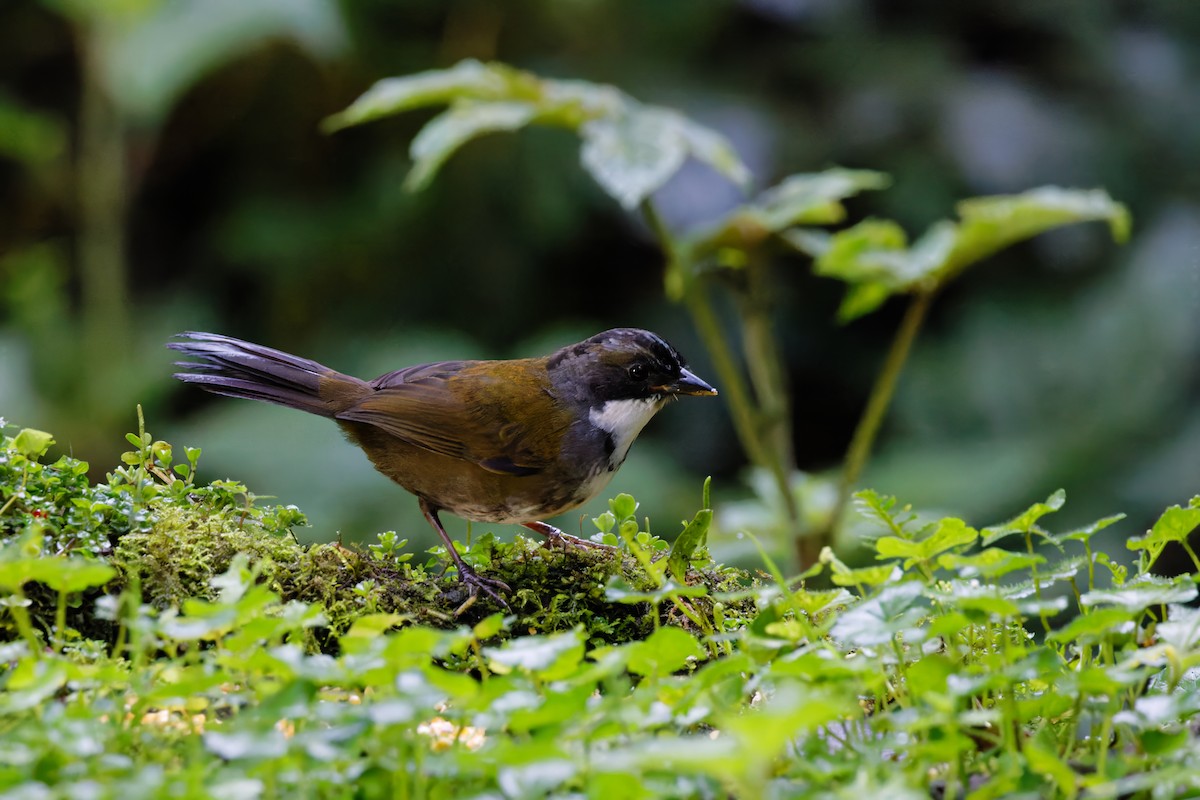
[334,359,562,476]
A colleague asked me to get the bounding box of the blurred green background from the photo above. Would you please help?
[1,1,1197,569]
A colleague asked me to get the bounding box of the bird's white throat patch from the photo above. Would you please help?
[589,397,663,467]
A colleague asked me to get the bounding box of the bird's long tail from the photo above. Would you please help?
[168,332,368,417]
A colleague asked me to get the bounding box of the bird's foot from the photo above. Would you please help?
[522,521,618,551]
[457,565,512,610]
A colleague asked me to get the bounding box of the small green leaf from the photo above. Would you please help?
[609,494,638,521]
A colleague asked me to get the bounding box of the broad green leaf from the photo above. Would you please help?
[580,108,688,210]
[671,114,752,189]
[484,629,585,680]
[604,576,707,605]
[876,517,977,566]
[626,627,704,677]
[327,60,749,209]
[1081,575,1198,613]
[821,545,897,588]
[982,490,1066,546]
[941,187,1131,282]
[28,559,117,594]
[323,59,512,132]
[938,548,1045,579]
[1127,504,1200,552]
[100,0,347,124]
[342,613,408,644]
[0,659,69,714]
[829,581,925,647]
[1156,605,1200,652]
[813,188,1129,321]
[406,102,538,191]
[1046,607,1136,644]
[1053,513,1127,545]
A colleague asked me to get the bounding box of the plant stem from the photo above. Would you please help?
[77,33,131,419]
[827,289,935,539]
[639,200,798,541]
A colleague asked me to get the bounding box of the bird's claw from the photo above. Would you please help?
[523,521,617,552]
[458,566,511,609]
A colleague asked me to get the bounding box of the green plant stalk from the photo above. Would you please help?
[77,34,132,418]
[639,200,795,521]
[7,589,41,655]
[829,289,936,538]
[739,252,799,519]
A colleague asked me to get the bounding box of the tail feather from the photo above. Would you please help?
[168,332,364,418]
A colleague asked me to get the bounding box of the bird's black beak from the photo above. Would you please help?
[658,368,717,397]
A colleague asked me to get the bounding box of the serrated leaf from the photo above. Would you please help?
[580,108,688,210]
[982,490,1067,546]
[670,113,751,189]
[406,101,538,190]
[1053,513,1126,545]
[1081,575,1198,613]
[324,59,511,132]
[1127,505,1200,552]
[937,548,1045,579]
[941,187,1131,283]
[830,581,925,647]
[813,188,1129,321]
[876,518,978,566]
[1046,607,1136,644]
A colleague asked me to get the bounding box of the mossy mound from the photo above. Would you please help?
[106,503,753,650]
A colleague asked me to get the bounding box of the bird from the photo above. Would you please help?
[168,328,716,604]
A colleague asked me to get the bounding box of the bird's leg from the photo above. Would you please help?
[521,521,617,551]
[419,498,511,607]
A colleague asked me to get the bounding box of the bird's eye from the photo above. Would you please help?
[628,363,648,381]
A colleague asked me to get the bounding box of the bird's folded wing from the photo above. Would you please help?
[335,369,559,476]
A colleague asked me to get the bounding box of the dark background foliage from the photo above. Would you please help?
[1,0,1197,567]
